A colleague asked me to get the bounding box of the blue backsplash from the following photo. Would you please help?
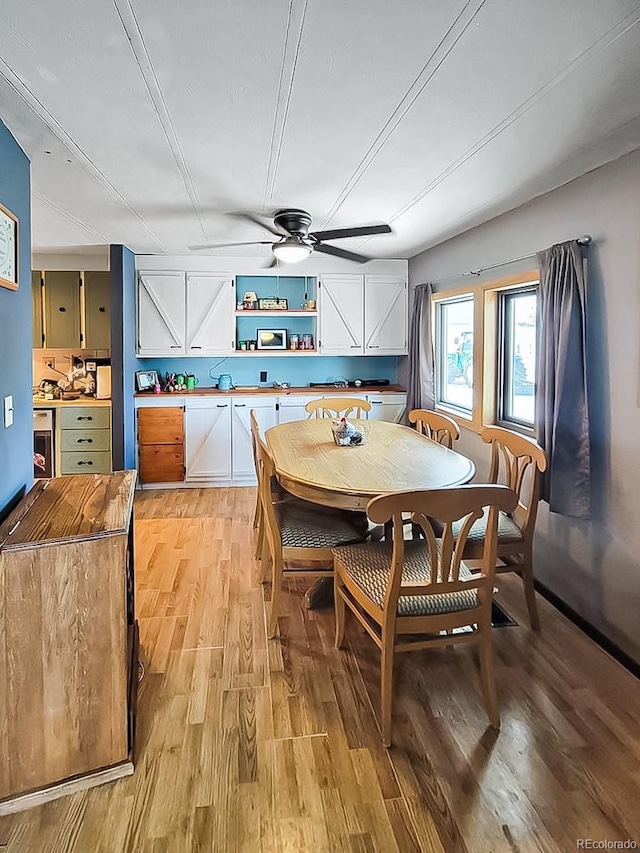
[137,355,402,388]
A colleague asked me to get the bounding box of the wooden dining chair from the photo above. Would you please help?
[408,409,460,448]
[456,427,547,630]
[250,410,291,561]
[255,433,370,638]
[333,483,517,746]
[305,397,372,419]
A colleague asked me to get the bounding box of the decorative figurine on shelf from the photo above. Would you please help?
[242,291,258,310]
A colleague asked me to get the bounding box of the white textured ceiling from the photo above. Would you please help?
[2,0,640,260]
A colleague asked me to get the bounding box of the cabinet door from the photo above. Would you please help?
[137,271,186,355]
[84,271,111,350]
[318,275,364,354]
[231,397,277,482]
[185,400,232,481]
[367,394,407,423]
[138,406,183,445]
[364,276,408,355]
[277,395,317,424]
[44,271,81,348]
[186,273,235,355]
[32,271,44,347]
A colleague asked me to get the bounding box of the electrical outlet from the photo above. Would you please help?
[260,370,268,382]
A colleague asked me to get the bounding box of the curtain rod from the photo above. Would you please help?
[427,234,592,286]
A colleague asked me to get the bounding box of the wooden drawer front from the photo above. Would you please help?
[138,406,183,445]
[60,451,111,474]
[59,406,111,430]
[139,445,185,484]
[60,428,111,452]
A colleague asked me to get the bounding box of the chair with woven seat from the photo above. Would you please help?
[305,397,371,419]
[256,433,370,638]
[250,409,291,562]
[333,483,517,746]
[456,426,547,630]
[408,409,460,448]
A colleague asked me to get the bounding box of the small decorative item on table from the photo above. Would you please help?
[242,291,258,310]
[331,418,366,446]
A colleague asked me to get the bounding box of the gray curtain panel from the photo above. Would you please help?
[407,283,435,412]
[535,241,591,520]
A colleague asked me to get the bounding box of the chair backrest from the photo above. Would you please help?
[249,409,261,480]
[480,427,547,541]
[254,428,282,558]
[408,409,460,448]
[366,484,517,616]
[305,397,372,419]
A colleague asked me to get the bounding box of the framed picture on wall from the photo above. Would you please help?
[0,203,18,291]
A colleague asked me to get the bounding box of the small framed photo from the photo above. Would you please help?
[257,329,287,350]
[135,369,159,392]
[258,297,288,310]
[0,202,19,291]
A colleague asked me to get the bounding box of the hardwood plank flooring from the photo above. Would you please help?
[1,486,639,851]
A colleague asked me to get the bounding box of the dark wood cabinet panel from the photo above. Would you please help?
[139,445,185,483]
[138,406,184,445]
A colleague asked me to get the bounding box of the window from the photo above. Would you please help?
[432,271,538,434]
[435,296,474,414]
[498,288,537,427]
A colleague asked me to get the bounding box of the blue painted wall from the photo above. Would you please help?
[110,245,137,470]
[0,120,32,514]
[137,354,400,388]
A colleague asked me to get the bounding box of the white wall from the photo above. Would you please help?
[409,149,640,663]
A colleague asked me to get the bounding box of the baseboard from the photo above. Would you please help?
[535,580,640,680]
[0,761,134,816]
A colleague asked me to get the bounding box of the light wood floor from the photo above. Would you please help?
[1,487,639,852]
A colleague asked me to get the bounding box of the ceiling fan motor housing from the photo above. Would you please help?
[274,208,313,236]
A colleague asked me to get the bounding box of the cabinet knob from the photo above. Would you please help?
[78,416,93,421]
[77,460,94,466]
[77,438,94,443]
[58,307,66,313]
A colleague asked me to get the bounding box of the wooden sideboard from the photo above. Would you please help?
[0,470,137,814]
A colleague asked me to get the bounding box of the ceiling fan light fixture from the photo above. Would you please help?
[272,236,312,264]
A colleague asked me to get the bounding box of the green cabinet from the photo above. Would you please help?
[84,271,111,350]
[32,271,44,347]
[44,271,81,348]
[32,270,111,351]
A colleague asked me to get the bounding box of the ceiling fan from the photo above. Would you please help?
[189,208,392,265]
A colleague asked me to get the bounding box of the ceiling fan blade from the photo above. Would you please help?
[228,211,283,236]
[189,241,272,250]
[310,223,391,241]
[314,243,371,264]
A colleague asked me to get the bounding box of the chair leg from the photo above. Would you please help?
[478,625,499,728]
[521,558,540,630]
[380,631,395,747]
[334,573,346,649]
[255,510,264,561]
[267,554,283,639]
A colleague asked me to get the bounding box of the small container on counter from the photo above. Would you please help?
[302,333,314,350]
[248,340,256,350]
[238,340,247,350]
[289,334,299,350]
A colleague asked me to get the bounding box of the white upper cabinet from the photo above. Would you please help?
[137,271,186,355]
[186,273,234,356]
[318,275,364,355]
[364,276,408,355]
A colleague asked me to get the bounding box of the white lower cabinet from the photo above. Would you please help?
[276,395,316,424]
[185,399,232,481]
[366,393,407,423]
[231,397,277,483]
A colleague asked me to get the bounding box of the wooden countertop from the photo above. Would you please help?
[33,397,112,408]
[134,385,406,398]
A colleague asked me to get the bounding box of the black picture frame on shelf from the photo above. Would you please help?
[257,329,287,349]
[135,370,159,392]
[258,297,288,310]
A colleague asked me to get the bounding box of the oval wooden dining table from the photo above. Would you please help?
[265,418,475,511]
